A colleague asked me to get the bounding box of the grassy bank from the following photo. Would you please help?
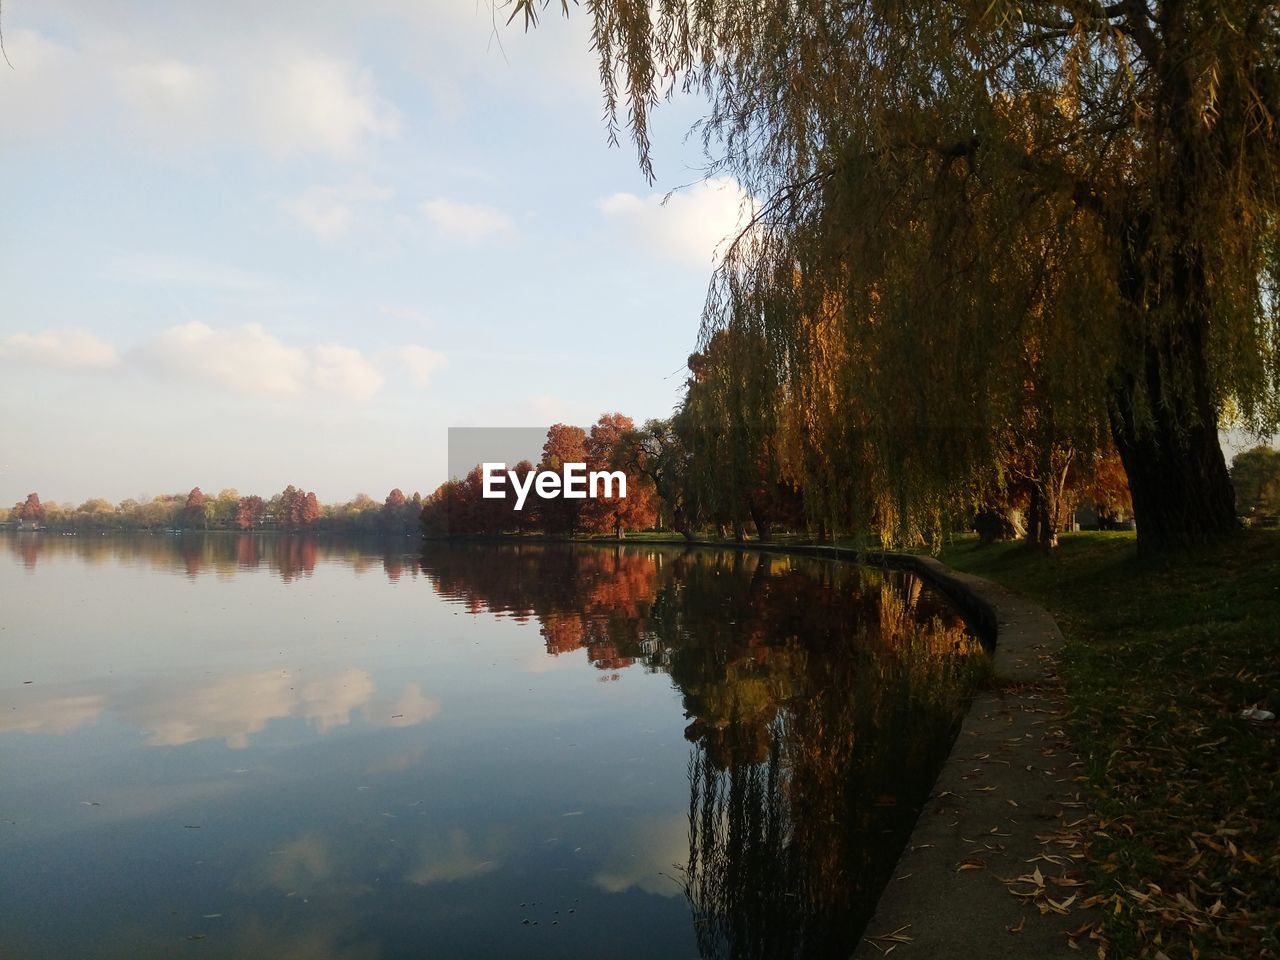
[940,531,1279,959]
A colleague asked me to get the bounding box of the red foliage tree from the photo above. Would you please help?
[302,491,320,526]
[15,492,46,523]
[182,487,207,530]
[236,495,265,530]
[538,424,589,535]
[582,413,658,537]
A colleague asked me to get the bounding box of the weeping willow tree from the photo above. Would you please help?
[518,0,1280,553]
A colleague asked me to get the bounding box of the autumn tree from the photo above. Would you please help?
[1073,448,1135,529]
[211,489,240,529]
[73,498,118,531]
[181,487,208,530]
[14,492,45,524]
[1231,445,1280,520]
[582,412,658,537]
[382,488,408,533]
[302,491,320,527]
[617,418,699,538]
[236,495,265,530]
[681,335,806,541]
[523,0,1280,555]
[506,461,536,535]
[537,423,589,535]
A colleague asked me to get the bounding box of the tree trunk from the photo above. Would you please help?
[1102,53,1239,556]
[747,497,772,542]
[1025,486,1042,546]
[1108,372,1236,554]
[1109,215,1237,555]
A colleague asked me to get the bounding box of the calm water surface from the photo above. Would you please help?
[1,534,985,960]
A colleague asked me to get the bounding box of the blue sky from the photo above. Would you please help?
[0,0,752,505]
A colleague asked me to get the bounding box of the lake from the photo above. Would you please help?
[1,534,985,960]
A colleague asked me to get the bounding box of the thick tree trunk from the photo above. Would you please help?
[1107,305,1236,554]
[1103,53,1239,556]
[1110,216,1237,555]
[1108,375,1236,555]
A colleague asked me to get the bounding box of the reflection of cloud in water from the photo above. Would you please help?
[592,816,688,897]
[407,828,499,885]
[262,834,334,893]
[123,668,373,747]
[0,693,105,734]
[298,670,378,734]
[386,683,441,727]
[113,671,437,748]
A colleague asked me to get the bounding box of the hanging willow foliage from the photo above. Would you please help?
[521,0,1280,552]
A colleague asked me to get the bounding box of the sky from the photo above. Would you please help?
[0,0,753,505]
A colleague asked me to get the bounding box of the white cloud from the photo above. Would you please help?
[118,59,214,117]
[2,24,400,161]
[135,322,383,400]
[0,329,120,371]
[309,343,385,398]
[0,322,445,400]
[0,29,84,140]
[422,198,516,243]
[285,184,394,241]
[392,344,448,386]
[253,53,401,160]
[598,176,758,266]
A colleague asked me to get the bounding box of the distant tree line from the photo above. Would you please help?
[4,486,424,535]
[7,436,1273,543]
[420,414,659,538]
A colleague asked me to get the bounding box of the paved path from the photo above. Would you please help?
[851,553,1091,959]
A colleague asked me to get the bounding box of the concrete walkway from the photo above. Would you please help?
[851,554,1090,959]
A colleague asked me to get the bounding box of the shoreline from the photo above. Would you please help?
[425,532,1086,956]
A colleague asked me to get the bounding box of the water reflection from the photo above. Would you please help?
[417,543,984,958]
[5,529,419,582]
[3,667,438,746]
[1,535,983,960]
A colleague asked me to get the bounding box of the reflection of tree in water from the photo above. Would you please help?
[421,543,660,671]
[680,585,984,960]
[419,542,985,955]
[4,532,422,583]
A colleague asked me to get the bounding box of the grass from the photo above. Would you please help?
[939,530,1280,959]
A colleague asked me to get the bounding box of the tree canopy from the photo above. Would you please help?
[521,0,1280,552]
